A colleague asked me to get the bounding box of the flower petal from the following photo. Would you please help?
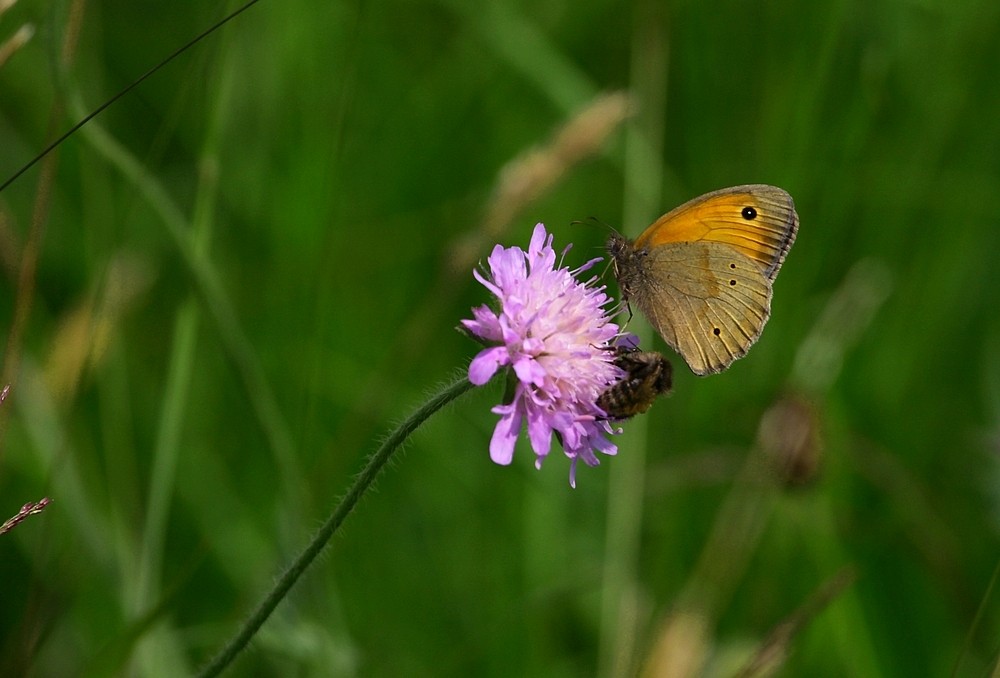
[512,356,546,387]
[526,409,553,458]
[489,403,522,465]
[469,347,508,385]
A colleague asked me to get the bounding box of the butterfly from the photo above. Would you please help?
[607,185,798,376]
[597,347,673,420]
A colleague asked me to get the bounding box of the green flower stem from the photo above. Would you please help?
[197,375,476,677]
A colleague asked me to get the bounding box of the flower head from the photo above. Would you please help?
[462,223,624,486]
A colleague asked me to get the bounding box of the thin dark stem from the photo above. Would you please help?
[196,375,476,677]
[0,0,262,194]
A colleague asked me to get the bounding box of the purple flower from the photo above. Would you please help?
[462,223,624,487]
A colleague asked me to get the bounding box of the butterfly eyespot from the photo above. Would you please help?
[730,263,737,269]
[729,279,737,286]
[713,328,721,336]
[741,206,757,220]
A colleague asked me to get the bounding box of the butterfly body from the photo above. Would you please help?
[608,185,798,376]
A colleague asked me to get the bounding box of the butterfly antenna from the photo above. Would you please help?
[570,216,624,237]
[0,0,262,194]
[571,216,625,261]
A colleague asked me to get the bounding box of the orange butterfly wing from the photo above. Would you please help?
[608,184,799,375]
[634,184,798,281]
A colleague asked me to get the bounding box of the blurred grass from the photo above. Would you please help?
[1,0,999,675]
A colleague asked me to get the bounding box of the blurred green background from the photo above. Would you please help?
[1,0,999,675]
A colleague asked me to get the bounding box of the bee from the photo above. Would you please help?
[597,348,673,420]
